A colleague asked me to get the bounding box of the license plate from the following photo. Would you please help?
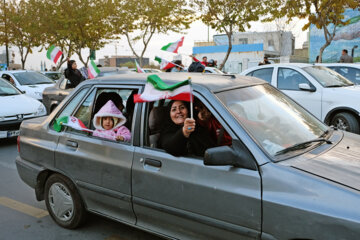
[7,130,20,138]
[0,131,6,138]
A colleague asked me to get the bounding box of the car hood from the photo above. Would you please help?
[19,84,55,100]
[289,132,360,191]
[0,94,42,116]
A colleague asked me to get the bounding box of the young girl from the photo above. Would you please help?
[92,100,131,142]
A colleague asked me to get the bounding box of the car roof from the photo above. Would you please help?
[316,63,360,68]
[86,72,265,92]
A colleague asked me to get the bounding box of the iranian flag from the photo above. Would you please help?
[88,60,100,79]
[161,37,184,53]
[155,56,175,70]
[53,116,93,133]
[135,59,144,73]
[46,45,63,64]
[134,74,192,103]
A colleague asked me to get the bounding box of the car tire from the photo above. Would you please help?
[330,112,360,134]
[44,174,86,229]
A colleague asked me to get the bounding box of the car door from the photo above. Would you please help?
[275,67,322,119]
[132,92,262,240]
[54,85,139,224]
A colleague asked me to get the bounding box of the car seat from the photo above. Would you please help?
[148,106,167,148]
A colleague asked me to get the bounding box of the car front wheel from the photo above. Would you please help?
[330,112,360,134]
[44,174,86,229]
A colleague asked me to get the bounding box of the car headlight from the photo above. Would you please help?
[35,104,46,116]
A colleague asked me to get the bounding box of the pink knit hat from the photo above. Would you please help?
[93,100,127,130]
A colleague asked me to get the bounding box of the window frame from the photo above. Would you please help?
[251,68,274,83]
[63,84,142,146]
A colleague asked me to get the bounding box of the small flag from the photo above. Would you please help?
[135,59,144,73]
[88,60,100,79]
[134,75,192,103]
[46,45,63,64]
[161,37,184,53]
[53,116,93,132]
[155,56,175,70]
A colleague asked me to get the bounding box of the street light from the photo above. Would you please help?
[3,0,9,69]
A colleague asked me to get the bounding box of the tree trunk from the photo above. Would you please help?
[219,31,232,71]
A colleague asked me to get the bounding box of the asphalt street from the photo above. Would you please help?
[0,138,161,240]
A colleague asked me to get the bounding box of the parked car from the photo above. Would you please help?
[0,78,46,139]
[42,76,73,114]
[1,70,55,101]
[40,71,63,82]
[98,67,135,77]
[204,66,224,74]
[241,63,360,133]
[316,63,360,85]
[16,73,360,239]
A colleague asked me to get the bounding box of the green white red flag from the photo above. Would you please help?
[154,56,175,70]
[53,116,93,133]
[88,60,100,79]
[161,37,184,53]
[135,59,144,73]
[46,45,63,64]
[134,75,192,103]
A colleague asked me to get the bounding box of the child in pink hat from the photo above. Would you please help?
[92,100,131,142]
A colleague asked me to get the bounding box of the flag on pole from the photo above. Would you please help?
[161,37,184,53]
[53,116,93,133]
[134,75,192,103]
[88,60,100,79]
[155,56,175,70]
[46,45,63,64]
[135,59,144,73]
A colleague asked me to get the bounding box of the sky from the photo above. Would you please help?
[0,19,308,70]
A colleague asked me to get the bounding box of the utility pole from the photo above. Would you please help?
[3,0,9,69]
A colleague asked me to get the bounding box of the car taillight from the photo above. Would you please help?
[17,136,20,153]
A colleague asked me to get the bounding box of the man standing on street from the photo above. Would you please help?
[340,49,353,63]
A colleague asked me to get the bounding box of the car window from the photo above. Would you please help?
[13,72,54,85]
[251,68,273,83]
[333,67,360,85]
[302,66,353,87]
[67,87,138,144]
[277,68,311,90]
[144,97,232,157]
[0,78,20,95]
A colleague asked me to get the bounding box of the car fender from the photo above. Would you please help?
[324,106,360,124]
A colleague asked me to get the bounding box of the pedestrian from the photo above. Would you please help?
[64,58,85,88]
[315,55,320,63]
[51,66,57,71]
[171,60,185,72]
[339,49,353,63]
[259,56,271,66]
[201,56,208,66]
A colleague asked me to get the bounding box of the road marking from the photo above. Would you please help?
[0,197,48,218]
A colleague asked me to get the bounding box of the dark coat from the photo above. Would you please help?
[64,62,85,88]
[159,118,216,157]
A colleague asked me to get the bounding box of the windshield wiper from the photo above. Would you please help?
[275,137,332,156]
[326,84,345,88]
[0,93,18,96]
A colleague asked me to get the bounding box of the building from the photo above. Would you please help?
[99,55,149,67]
[193,31,295,73]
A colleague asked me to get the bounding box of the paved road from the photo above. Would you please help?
[0,139,162,240]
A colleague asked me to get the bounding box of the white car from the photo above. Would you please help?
[315,63,360,85]
[0,78,46,139]
[1,70,55,101]
[241,63,360,133]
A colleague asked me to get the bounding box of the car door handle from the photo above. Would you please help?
[144,158,162,168]
[66,140,78,148]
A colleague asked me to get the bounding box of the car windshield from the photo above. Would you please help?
[216,84,328,158]
[44,72,62,80]
[0,78,20,96]
[13,72,55,85]
[302,66,354,87]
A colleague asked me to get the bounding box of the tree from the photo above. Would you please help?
[4,0,43,69]
[195,0,266,70]
[113,0,195,66]
[265,0,359,63]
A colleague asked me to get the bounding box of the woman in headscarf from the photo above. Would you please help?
[159,100,216,157]
[64,59,85,88]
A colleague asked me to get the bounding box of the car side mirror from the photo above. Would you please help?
[204,145,257,170]
[299,83,315,92]
[21,90,26,94]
